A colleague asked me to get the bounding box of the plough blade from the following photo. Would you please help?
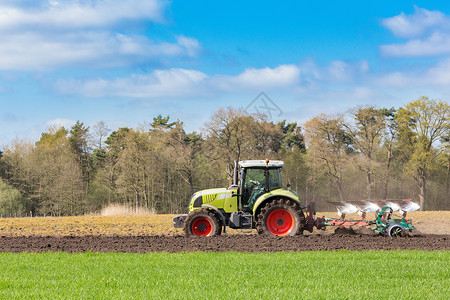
[329,199,420,217]
[398,200,420,212]
[378,199,421,213]
[329,202,358,216]
[350,200,380,213]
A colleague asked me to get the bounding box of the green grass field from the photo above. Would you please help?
[0,251,448,299]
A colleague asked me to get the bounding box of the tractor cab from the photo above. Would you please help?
[236,160,284,211]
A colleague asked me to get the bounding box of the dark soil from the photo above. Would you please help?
[0,234,449,253]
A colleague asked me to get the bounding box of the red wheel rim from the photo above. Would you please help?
[191,218,213,236]
[267,209,295,236]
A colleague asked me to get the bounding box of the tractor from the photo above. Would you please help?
[173,159,306,236]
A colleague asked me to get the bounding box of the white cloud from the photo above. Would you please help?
[55,69,209,98]
[0,32,201,71]
[381,6,450,57]
[0,0,167,30]
[55,65,302,98]
[45,118,76,129]
[0,1,200,71]
[211,65,301,91]
[375,59,450,88]
[381,32,450,57]
[381,6,447,38]
[297,59,369,84]
[53,61,373,99]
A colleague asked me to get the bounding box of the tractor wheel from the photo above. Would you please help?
[256,199,304,237]
[184,209,222,237]
[386,223,406,237]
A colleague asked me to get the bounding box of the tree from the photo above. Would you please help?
[204,107,256,179]
[115,129,154,211]
[382,108,399,199]
[69,121,91,190]
[164,124,203,196]
[277,120,306,152]
[0,140,36,214]
[150,114,179,129]
[442,133,450,205]
[396,97,450,210]
[0,178,25,217]
[304,114,352,202]
[341,106,387,199]
[91,121,110,150]
[35,127,85,215]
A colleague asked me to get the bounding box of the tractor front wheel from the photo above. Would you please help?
[184,209,222,237]
[256,199,304,236]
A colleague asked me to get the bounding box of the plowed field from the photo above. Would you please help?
[0,234,449,253]
[0,212,449,252]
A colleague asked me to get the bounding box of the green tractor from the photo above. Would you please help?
[173,159,305,236]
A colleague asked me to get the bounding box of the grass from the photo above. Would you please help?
[0,251,448,299]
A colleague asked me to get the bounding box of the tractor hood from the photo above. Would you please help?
[189,188,231,210]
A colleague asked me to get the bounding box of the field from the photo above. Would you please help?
[1,210,449,237]
[0,212,449,299]
[0,251,449,299]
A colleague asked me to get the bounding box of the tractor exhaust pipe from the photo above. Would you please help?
[233,160,238,186]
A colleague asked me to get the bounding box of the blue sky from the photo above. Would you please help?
[1,0,450,146]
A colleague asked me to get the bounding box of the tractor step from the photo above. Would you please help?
[240,212,253,230]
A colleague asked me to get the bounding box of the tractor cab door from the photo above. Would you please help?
[240,168,267,211]
[240,167,283,211]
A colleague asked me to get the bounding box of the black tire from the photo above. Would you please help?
[386,223,406,237]
[183,209,222,237]
[256,198,305,236]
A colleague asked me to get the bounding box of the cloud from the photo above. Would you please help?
[297,59,369,85]
[0,0,167,30]
[211,65,301,91]
[0,32,201,71]
[381,32,450,57]
[381,6,447,38]
[45,118,77,129]
[375,59,450,88]
[381,6,450,57]
[0,1,200,71]
[54,61,372,99]
[55,65,302,98]
[55,69,209,98]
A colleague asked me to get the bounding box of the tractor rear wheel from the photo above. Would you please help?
[386,223,406,237]
[184,209,222,237]
[256,199,304,236]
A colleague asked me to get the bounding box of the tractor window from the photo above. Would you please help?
[242,169,266,210]
[268,169,282,191]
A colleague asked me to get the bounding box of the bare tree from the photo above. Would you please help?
[341,106,387,199]
[91,121,111,150]
[304,114,352,202]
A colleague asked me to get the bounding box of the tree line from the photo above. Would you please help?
[0,96,449,216]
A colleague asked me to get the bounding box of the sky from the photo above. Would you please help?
[1,0,450,146]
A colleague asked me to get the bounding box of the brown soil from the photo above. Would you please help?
[0,234,448,253]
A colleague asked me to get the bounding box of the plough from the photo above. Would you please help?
[303,199,421,237]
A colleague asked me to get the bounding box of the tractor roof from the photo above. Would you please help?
[238,160,284,168]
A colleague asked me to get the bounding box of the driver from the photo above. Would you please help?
[248,179,264,207]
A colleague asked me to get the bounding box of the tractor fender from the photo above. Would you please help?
[201,204,227,233]
[252,188,301,217]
